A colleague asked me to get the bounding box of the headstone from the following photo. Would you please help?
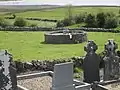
[0,50,17,90]
[83,40,100,83]
[103,39,120,81]
[52,62,74,90]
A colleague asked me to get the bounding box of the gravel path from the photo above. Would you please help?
[105,82,120,90]
[17,76,52,90]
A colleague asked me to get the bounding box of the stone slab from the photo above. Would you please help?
[52,62,74,90]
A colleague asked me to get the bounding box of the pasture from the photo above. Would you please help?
[15,7,119,20]
[0,31,120,61]
[0,6,120,61]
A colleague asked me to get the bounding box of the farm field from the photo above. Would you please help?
[14,7,119,20]
[1,6,119,28]
[0,31,120,61]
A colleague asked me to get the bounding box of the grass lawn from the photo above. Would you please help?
[0,31,120,61]
[15,7,119,20]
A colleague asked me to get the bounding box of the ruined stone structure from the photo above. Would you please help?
[44,30,87,44]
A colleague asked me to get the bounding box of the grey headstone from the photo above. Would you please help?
[83,40,100,83]
[52,62,74,90]
[0,50,17,90]
[103,39,120,81]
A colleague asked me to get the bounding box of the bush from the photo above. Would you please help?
[96,12,106,28]
[74,13,86,24]
[74,67,82,73]
[56,18,74,27]
[0,17,10,27]
[56,20,64,27]
[62,18,73,26]
[85,14,96,27]
[14,17,27,27]
[30,23,38,27]
[104,17,118,29]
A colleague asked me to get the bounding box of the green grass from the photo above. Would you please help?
[15,7,120,20]
[67,23,86,28]
[0,31,120,61]
[1,6,120,28]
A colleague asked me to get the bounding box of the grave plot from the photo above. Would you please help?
[17,74,52,90]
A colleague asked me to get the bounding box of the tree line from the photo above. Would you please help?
[57,12,119,29]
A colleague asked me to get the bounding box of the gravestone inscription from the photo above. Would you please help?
[0,50,17,90]
[83,40,101,83]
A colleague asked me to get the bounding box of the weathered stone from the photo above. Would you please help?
[83,40,100,83]
[0,50,17,90]
[45,30,87,44]
[52,62,74,90]
[103,39,120,81]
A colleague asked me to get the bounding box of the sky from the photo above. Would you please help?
[0,0,119,5]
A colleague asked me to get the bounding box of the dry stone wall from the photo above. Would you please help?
[44,30,87,44]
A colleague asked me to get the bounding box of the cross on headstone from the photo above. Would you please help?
[52,62,74,90]
[103,39,120,81]
[0,50,17,90]
[83,40,101,83]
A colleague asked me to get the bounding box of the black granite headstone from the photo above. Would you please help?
[83,40,100,83]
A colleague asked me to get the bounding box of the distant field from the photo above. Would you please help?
[14,7,119,20]
[1,6,119,28]
[6,19,57,27]
[0,31,120,61]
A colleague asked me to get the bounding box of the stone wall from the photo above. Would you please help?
[0,26,119,33]
[44,30,87,44]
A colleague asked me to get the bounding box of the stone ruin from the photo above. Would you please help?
[44,29,87,44]
[0,39,120,90]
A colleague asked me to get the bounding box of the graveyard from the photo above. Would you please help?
[1,39,120,90]
[1,3,120,90]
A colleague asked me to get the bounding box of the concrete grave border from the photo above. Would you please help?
[17,71,92,90]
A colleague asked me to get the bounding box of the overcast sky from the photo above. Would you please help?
[0,0,119,5]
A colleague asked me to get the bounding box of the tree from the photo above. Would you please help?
[85,14,96,27]
[0,16,10,27]
[74,13,86,24]
[96,12,106,28]
[104,17,118,29]
[56,20,64,27]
